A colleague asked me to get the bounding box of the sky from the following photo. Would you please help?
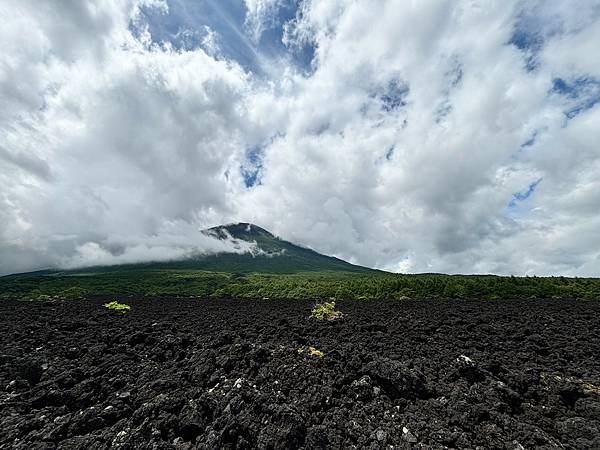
[1,0,600,276]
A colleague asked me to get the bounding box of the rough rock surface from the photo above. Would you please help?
[1,297,599,449]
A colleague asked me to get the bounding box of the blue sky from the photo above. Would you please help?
[2,0,600,276]
[508,178,542,209]
[135,0,314,76]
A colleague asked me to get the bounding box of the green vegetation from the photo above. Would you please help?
[311,301,343,320]
[1,269,600,301]
[104,301,131,312]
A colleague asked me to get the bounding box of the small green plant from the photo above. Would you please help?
[308,346,325,357]
[104,301,131,312]
[297,346,325,357]
[310,301,343,321]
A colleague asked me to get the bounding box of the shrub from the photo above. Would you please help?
[311,301,343,321]
[297,346,325,357]
[308,346,325,358]
[59,286,87,300]
[104,301,131,312]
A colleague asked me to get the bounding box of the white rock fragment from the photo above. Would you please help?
[402,426,418,443]
[457,355,473,364]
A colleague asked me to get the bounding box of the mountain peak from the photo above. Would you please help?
[203,222,275,241]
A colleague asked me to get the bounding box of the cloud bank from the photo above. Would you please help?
[1,0,600,276]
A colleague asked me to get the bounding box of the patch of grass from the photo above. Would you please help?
[104,301,131,312]
[310,301,343,321]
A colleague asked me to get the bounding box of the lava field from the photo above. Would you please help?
[1,297,599,449]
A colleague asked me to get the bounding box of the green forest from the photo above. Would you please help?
[2,269,599,301]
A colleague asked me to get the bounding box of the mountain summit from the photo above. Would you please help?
[202,222,275,241]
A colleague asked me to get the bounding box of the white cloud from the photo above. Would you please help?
[244,0,288,43]
[1,0,600,276]
[238,0,600,275]
[61,221,260,269]
[0,0,259,274]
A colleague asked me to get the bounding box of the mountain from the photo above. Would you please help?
[14,223,376,276]
[164,222,376,274]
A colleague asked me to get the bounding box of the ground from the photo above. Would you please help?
[1,297,599,449]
